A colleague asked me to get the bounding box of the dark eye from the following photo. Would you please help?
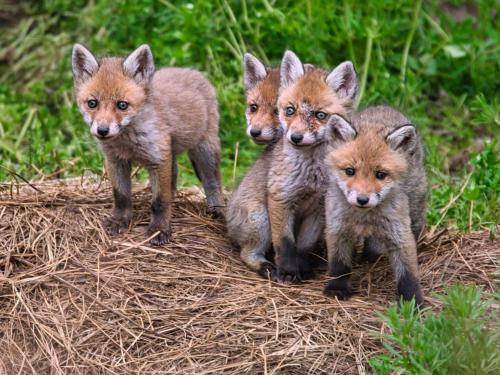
[249,104,258,113]
[375,171,387,180]
[117,101,129,110]
[87,99,98,109]
[345,168,355,176]
[315,111,327,120]
[286,106,295,116]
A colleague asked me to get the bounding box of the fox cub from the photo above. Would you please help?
[72,44,224,245]
[226,53,282,278]
[268,51,358,283]
[323,106,427,305]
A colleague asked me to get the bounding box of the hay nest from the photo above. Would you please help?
[0,178,498,374]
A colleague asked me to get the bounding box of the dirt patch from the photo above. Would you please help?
[0,179,498,374]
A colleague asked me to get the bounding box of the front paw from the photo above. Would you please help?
[298,253,316,280]
[275,261,301,284]
[323,279,353,300]
[207,205,225,219]
[147,224,172,246]
[258,262,278,281]
[103,215,130,236]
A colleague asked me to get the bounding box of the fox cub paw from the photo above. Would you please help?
[258,262,278,281]
[103,216,130,236]
[147,225,172,246]
[323,279,353,300]
[207,205,225,219]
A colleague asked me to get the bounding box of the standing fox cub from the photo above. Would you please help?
[72,44,224,245]
[324,106,427,305]
[226,53,282,278]
[268,51,358,283]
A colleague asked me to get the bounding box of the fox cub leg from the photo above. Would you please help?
[104,157,132,235]
[188,138,224,218]
[324,234,354,299]
[387,229,424,306]
[147,151,173,246]
[296,212,324,279]
[171,153,178,200]
[268,198,300,283]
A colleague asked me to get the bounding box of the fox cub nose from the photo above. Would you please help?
[250,128,261,138]
[97,127,109,137]
[357,195,369,206]
[290,133,304,144]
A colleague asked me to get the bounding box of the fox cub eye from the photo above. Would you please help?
[87,99,98,109]
[345,168,355,176]
[286,106,295,116]
[315,111,327,120]
[249,104,258,113]
[117,101,129,110]
[375,171,387,180]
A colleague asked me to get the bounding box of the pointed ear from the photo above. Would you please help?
[328,114,356,142]
[303,63,315,72]
[386,125,417,152]
[326,61,358,101]
[243,53,267,90]
[280,50,305,88]
[72,44,98,81]
[123,44,155,83]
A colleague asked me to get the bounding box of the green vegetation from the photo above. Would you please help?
[369,285,500,374]
[0,0,498,231]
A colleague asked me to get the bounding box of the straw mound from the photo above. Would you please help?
[0,179,498,374]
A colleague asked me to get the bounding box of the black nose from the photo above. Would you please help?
[97,127,109,137]
[357,196,369,205]
[250,128,261,138]
[290,133,303,144]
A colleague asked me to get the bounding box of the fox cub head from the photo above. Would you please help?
[72,44,155,140]
[277,50,358,148]
[243,53,281,144]
[326,107,419,209]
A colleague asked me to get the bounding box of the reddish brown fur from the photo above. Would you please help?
[76,58,147,125]
[329,130,408,195]
[245,69,280,132]
[278,69,354,135]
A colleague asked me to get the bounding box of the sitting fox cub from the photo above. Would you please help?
[268,51,358,283]
[324,106,427,305]
[72,44,224,245]
[226,53,282,278]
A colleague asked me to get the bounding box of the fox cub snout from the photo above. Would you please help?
[324,106,427,305]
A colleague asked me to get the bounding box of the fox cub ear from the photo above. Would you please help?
[326,61,358,101]
[72,44,98,81]
[123,44,155,83]
[328,114,356,143]
[386,125,417,152]
[243,53,267,90]
[280,50,305,88]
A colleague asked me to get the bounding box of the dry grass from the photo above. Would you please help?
[0,178,498,374]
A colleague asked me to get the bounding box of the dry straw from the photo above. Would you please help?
[0,178,497,374]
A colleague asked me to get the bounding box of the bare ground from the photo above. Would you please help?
[0,178,498,374]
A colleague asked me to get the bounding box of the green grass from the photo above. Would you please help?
[369,285,500,374]
[0,0,498,231]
